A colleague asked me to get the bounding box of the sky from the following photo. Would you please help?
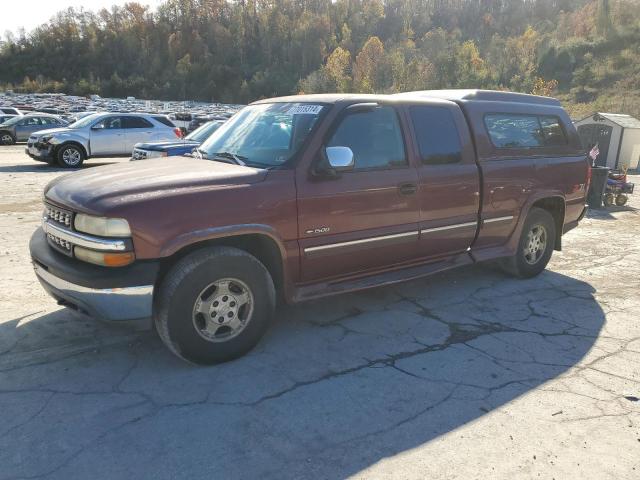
[1,0,166,36]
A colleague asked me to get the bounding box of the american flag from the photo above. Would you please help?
[589,144,600,163]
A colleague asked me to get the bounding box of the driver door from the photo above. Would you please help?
[90,116,126,155]
[296,104,420,282]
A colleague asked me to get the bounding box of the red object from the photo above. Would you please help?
[585,163,592,193]
[173,127,183,138]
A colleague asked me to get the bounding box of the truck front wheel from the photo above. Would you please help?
[502,207,556,279]
[155,246,276,365]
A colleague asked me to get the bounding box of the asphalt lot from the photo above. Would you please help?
[0,143,639,479]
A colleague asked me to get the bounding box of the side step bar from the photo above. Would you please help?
[293,252,473,302]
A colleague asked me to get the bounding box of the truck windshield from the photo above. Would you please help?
[198,102,327,167]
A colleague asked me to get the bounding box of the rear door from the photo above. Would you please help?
[89,116,126,155]
[405,101,481,259]
[123,116,155,151]
[296,104,421,282]
[473,113,542,249]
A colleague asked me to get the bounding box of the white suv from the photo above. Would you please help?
[26,112,182,168]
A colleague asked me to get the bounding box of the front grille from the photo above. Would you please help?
[132,149,147,160]
[46,231,73,256]
[45,203,73,228]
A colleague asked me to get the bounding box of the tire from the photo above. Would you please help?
[502,207,556,279]
[615,194,628,207]
[155,246,276,365]
[0,131,15,145]
[603,193,615,207]
[56,144,85,168]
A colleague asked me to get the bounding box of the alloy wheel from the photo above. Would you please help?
[523,224,547,265]
[192,278,254,343]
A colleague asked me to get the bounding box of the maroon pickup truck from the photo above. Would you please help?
[30,90,590,364]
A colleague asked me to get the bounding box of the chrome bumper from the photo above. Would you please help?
[34,263,153,322]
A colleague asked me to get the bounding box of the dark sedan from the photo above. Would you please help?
[131,120,224,160]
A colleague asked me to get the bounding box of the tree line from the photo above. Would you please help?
[1,0,639,116]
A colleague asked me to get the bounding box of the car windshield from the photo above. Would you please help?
[1,116,25,126]
[68,113,103,129]
[198,102,327,167]
[186,121,223,143]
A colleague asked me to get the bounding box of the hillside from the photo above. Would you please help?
[1,0,639,118]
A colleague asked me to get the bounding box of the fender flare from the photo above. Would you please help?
[506,191,566,253]
[159,223,289,262]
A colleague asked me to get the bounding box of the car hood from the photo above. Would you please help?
[45,157,268,214]
[30,127,72,138]
[135,140,200,151]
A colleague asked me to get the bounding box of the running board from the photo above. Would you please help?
[293,253,473,302]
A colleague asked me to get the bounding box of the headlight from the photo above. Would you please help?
[74,214,131,237]
[40,135,53,143]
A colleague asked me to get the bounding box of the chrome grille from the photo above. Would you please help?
[45,204,73,228]
[132,148,147,160]
[46,231,73,255]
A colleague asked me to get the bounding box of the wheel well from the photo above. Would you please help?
[55,142,87,158]
[156,234,285,300]
[531,197,565,251]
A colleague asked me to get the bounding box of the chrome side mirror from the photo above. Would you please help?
[325,146,354,171]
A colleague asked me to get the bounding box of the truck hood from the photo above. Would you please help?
[45,158,268,214]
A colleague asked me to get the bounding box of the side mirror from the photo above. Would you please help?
[91,123,105,130]
[325,146,354,172]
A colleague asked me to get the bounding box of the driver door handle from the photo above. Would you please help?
[398,183,418,196]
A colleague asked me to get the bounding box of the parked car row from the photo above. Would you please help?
[0,92,243,128]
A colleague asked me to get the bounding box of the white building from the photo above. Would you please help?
[575,113,640,171]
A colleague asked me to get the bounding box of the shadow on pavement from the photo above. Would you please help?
[0,162,123,173]
[0,266,604,479]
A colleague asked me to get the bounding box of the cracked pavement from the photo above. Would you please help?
[0,145,639,479]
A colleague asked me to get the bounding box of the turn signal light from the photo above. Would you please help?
[75,246,135,267]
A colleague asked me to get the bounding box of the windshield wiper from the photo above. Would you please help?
[211,151,247,166]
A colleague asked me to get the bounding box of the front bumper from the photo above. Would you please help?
[30,228,158,325]
[33,263,154,323]
[25,142,54,162]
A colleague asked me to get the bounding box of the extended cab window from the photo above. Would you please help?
[485,114,544,148]
[409,106,462,165]
[124,116,153,129]
[485,114,568,149]
[327,106,406,170]
[539,116,567,146]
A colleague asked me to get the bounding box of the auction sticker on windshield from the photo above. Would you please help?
[286,105,323,115]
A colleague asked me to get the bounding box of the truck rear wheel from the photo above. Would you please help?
[155,246,276,365]
[502,207,556,279]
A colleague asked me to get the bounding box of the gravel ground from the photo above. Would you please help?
[0,144,639,479]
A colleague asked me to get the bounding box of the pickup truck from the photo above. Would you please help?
[30,90,590,365]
